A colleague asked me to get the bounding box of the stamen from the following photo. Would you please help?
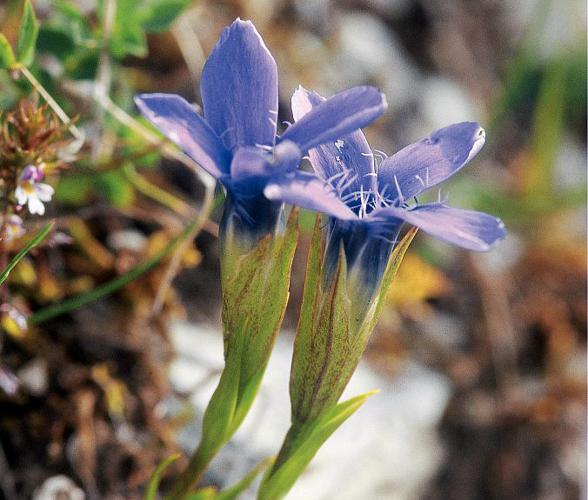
[393,175,404,202]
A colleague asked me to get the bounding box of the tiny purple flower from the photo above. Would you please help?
[15,165,54,216]
[134,19,387,245]
[265,87,506,298]
[0,214,25,242]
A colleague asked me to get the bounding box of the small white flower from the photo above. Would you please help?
[15,165,54,216]
[0,214,25,242]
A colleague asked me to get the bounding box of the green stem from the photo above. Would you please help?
[122,163,194,217]
[0,221,54,286]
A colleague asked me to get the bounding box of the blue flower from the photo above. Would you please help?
[134,19,387,246]
[265,87,506,299]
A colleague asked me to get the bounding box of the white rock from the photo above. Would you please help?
[33,475,85,500]
[17,358,48,397]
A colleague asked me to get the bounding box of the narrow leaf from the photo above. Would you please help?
[0,33,16,69]
[214,457,273,500]
[140,0,191,32]
[258,391,377,500]
[183,487,217,500]
[373,226,418,318]
[16,0,39,66]
[0,221,54,286]
[145,454,180,500]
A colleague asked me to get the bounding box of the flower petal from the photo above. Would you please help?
[135,93,230,179]
[373,203,506,251]
[280,86,387,152]
[289,87,376,204]
[228,147,274,199]
[35,183,54,202]
[14,186,27,206]
[28,195,45,215]
[200,19,278,150]
[377,122,486,201]
[264,171,357,221]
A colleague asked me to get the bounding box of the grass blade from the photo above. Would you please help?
[0,221,54,286]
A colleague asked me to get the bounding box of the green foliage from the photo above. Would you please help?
[526,58,568,199]
[145,454,180,500]
[54,176,93,206]
[257,391,376,500]
[182,458,274,500]
[259,223,417,499]
[16,0,39,66]
[140,0,193,32]
[0,34,16,69]
[168,211,299,498]
[109,0,191,58]
[215,458,274,500]
[96,170,135,207]
[0,222,54,286]
[289,220,417,424]
[37,26,76,59]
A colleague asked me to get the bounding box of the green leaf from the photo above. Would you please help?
[140,0,191,32]
[183,487,217,500]
[258,391,377,500]
[0,34,16,69]
[16,0,39,66]
[109,0,148,58]
[168,210,300,498]
[182,458,273,500]
[55,176,93,206]
[0,222,54,286]
[525,58,568,199]
[373,227,418,318]
[110,23,148,59]
[37,26,76,59]
[97,170,135,207]
[216,458,273,500]
[145,454,180,500]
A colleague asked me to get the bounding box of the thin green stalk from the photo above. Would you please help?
[122,164,194,217]
[0,221,54,286]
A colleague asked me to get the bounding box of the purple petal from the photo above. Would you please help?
[200,19,278,151]
[264,171,358,221]
[373,203,506,251]
[280,86,387,152]
[289,87,376,202]
[135,94,230,179]
[377,122,486,201]
[230,147,272,182]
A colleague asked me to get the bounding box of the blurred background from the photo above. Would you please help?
[0,0,585,499]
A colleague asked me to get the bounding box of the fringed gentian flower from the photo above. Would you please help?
[134,20,387,498]
[135,20,386,248]
[259,88,506,499]
[266,87,506,305]
[15,165,54,216]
